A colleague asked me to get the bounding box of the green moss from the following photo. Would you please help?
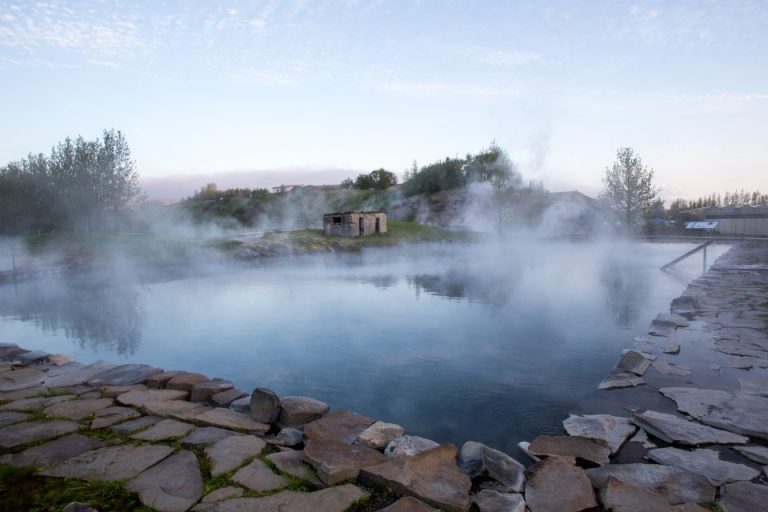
[698,503,723,512]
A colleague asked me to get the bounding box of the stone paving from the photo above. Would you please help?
[0,242,767,511]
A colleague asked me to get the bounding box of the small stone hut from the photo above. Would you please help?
[323,211,387,237]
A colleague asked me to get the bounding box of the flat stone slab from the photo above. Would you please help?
[648,447,760,485]
[205,435,266,476]
[212,388,247,408]
[304,409,375,444]
[618,350,654,375]
[304,437,388,485]
[734,445,768,464]
[181,427,236,446]
[131,418,195,441]
[191,484,368,512]
[649,319,677,337]
[126,450,203,512]
[202,487,244,503]
[87,364,163,386]
[166,372,209,391]
[472,490,526,512]
[524,456,597,512]
[663,343,681,354]
[0,420,80,448]
[656,313,690,327]
[195,408,269,433]
[266,450,323,488]
[110,415,162,433]
[0,410,32,427]
[16,350,51,366]
[562,414,636,455]
[101,384,147,398]
[737,376,768,397]
[1,394,75,412]
[598,369,646,390]
[0,384,46,402]
[380,497,437,512]
[43,398,114,420]
[90,406,141,429]
[44,444,174,481]
[143,399,211,421]
[586,463,715,504]
[270,427,304,447]
[660,387,768,440]
[360,444,471,510]
[42,361,115,388]
[720,481,768,512]
[278,396,329,426]
[191,379,234,402]
[232,459,288,492]
[600,476,675,512]
[529,435,610,466]
[0,366,45,390]
[355,421,405,450]
[0,433,105,468]
[229,397,250,414]
[384,435,440,458]
[633,410,749,445]
[145,370,186,389]
[652,360,691,376]
[117,388,188,407]
[458,441,525,492]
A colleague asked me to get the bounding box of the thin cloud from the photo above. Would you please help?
[373,80,518,98]
[463,46,543,66]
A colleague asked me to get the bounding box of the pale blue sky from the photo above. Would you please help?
[1,0,766,200]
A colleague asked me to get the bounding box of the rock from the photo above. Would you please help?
[0,384,46,402]
[379,497,437,511]
[0,434,105,468]
[229,396,251,414]
[628,429,657,449]
[0,420,80,448]
[672,504,708,512]
[101,384,147,398]
[355,421,405,450]
[47,354,74,366]
[384,435,440,458]
[212,388,247,407]
[562,414,636,455]
[719,481,768,512]
[143,399,211,421]
[737,376,768,397]
[303,437,388,485]
[524,456,597,512]
[636,410,750,447]
[202,487,244,503]
[600,476,675,512]
[87,364,163,386]
[598,369,646,390]
[166,372,209,392]
[43,361,115,388]
[205,435,266,476]
[249,388,281,423]
[652,361,691,376]
[190,484,367,512]
[663,343,681,354]
[304,409,375,444]
[360,444,471,510]
[44,444,174,480]
[472,489,525,512]
[42,398,113,420]
[117,388,188,407]
[232,459,288,492]
[734,445,768,464]
[145,370,185,389]
[648,447,760,485]
[528,435,611,466]
[191,379,235,402]
[126,450,203,512]
[271,427,304,447]
[90,406,141,429]
[195,408,269,433]
[16,350,51,366]
[660,387,768,440]
[266,450,323,487]
[0,394,75,412]
[586,463,715,505]
[517,441,540,462]
[110,415,162,433]
[618,350,654,375]
[131,418,195,441]
[181,427,236,446]
[0,410,32,427]
[0,367,45,390]
[278,396,329,426]
[657,313,690,327]
[458,441,525,492]
[650,319,677,337]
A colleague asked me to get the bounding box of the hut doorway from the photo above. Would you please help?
[375,217,380,234]
[359,217,364,236]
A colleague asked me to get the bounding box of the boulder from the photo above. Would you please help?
[385,435,440,458]
[271,427,304,447]
[360,444,471,510]
[126,450,203,512]
[43,444,174,480]
[191,379,234,402]
[205,435,266,476]
[249,388,281,423]
[524,456,597,512]
[211,388,247,408]
[229,396,251,414]
[618,350,654,375]
[458,441,525,492]
[528,435,610,466]
[599,476,675,512]
[586,463,715,504]
[355,421,405,450]
[472,490,526,512]
[304,409,375,444]
[632,410,749,445]
[303,437,388,485]
[562,414,636,455]
[648,447,760,485]
[145,370,185,389]
[279,396,329,426]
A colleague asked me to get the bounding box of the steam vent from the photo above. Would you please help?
[323,211,387,237]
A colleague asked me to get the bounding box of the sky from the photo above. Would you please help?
[1,0,766,202]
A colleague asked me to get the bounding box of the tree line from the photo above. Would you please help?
[0,130,143,234]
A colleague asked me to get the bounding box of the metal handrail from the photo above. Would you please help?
[660,240,713,271]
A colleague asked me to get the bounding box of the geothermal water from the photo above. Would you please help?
[0,240,728,454]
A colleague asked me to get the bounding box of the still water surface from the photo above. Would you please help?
[0,240,728,454]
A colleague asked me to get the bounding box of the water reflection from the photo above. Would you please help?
[0,275,143,355]
[407,269,520,307]
[599,261,651,329]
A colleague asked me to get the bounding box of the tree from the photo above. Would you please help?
[600,147,659,229]
[489,158,522,235]
[353,169,398,190]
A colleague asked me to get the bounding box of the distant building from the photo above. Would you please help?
[702,206,768,236]
[323,211,387,237]
[272,184,304,193]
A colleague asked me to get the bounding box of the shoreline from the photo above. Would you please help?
[1,241,767,511]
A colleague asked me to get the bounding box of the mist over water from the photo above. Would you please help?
[0,240,728,454]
